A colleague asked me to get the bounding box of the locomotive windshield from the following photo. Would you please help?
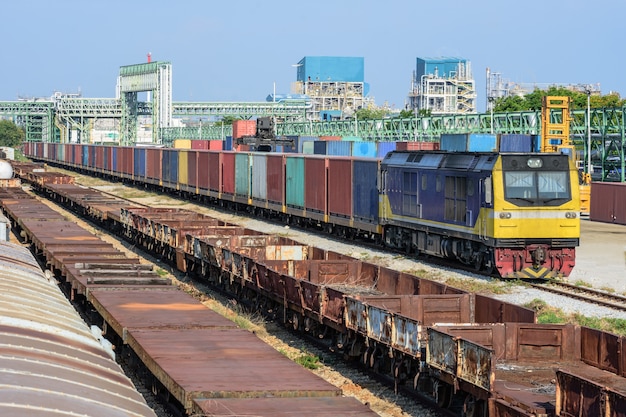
[502,155,571,206]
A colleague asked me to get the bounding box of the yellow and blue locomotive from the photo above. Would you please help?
[379,151,580,279]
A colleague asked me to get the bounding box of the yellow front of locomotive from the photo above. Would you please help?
[488,153,580,279]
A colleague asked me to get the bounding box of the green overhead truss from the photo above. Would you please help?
[1,98,624,182]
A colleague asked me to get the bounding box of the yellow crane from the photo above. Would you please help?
[540,95,591,214]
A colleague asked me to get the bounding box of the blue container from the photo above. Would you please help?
[326,141,352,156]
[296,136,317,154]
[377,141,397,158]
[532,135,541,152]
[133,148,146,178]
[302,141,315,154]
[351,141,377,158]
[499,134,533,152]
[223,136,233,151]
[112,147,118,173]
[313,141,328,155]
[352,159,379,223]
[103,146,109,171]
[440,133,497,152]
[82,145,89,167]
[162,149,179,184]
[89,145,96,167]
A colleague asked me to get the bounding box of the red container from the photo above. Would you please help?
[120,146,134,175]
[319,136,341,141]
[208,140,224,150]
[197,151,210,190]
[72,144,82,165]
[395,141,440,151]
[590,182,626,225]
[187,150,199,188]
[191,140,209,150]
[304,156,327,213]
[95,146,105,170]
[221,152,236,194]
[146,147,162,180]
[232,120,256,139]
[104,146,113,172]
[266,154,285,204]
[208,151,221,192]
[328,157,352,216]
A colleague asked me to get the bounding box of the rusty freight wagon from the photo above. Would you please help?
[426,323,626,417]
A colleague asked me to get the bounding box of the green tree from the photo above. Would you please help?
[397,108,432,118]
[398,109,414,118]
[355,108,388,120]
[494,88,626,113]
[214,116,240,127]
[0,120,25,147]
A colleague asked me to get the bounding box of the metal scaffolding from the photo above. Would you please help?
[408,61,476,115]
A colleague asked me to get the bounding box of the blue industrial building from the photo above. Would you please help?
[296,56,365,83]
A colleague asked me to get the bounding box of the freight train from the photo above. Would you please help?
[7,162,624,417]
[23,142,580,279]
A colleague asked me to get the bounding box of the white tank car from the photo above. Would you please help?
[0,160,13,180]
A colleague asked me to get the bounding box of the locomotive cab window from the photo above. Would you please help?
[502,155,571,206]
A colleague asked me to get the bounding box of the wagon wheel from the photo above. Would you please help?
[433,380,453,409]
[483,251,496,276]
[463,394,486,417]
[291,312,301,331]
[473,253,483,271]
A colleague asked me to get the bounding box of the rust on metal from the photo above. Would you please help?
[192,396,380,417]
[125,328,341,411]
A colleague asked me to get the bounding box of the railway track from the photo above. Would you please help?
[530,281,626,313]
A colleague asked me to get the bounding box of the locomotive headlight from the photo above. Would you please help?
[565,212,577,219]
[527,158,543,168]
[499,212,512,219]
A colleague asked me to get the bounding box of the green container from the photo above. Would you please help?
[234,153,250,197]
[286,155,305,208]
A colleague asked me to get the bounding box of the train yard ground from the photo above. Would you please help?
[571,218,626,293]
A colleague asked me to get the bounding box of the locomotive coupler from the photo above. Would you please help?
[531,246,547,267]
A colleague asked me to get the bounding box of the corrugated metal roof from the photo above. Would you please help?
[0,241,156,417]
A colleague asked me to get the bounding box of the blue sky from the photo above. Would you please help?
[2,0,622,112]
